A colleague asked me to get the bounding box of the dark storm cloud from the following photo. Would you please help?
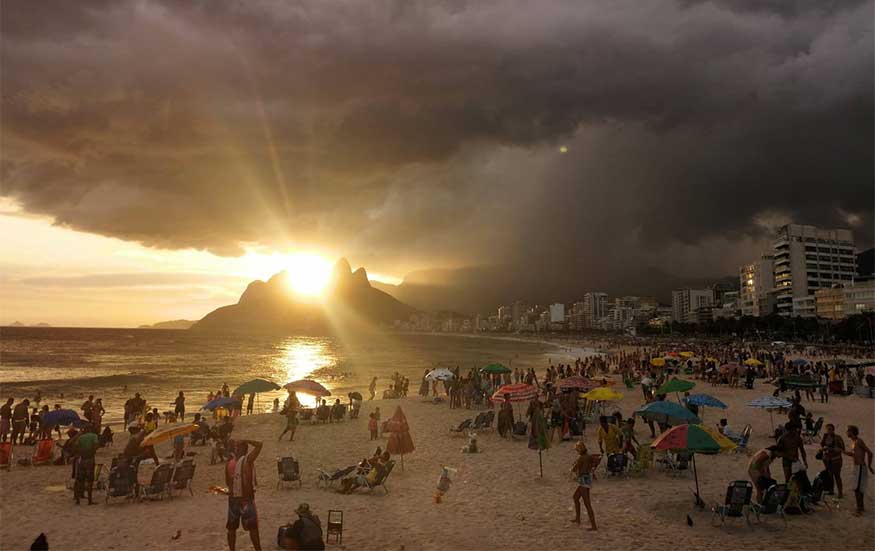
[1,0,872,288]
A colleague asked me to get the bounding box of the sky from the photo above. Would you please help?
[1,0,873,326]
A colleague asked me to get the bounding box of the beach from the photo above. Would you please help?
[2,377,873,550]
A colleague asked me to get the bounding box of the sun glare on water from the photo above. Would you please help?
[285,253,332,298]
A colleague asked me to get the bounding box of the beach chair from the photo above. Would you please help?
[711,480,753,527]
[367,459,395,494]
[479,410,495,431]
[802,417,824,444]
[751,484,789,526]
[276,456,302,489]
[732,425,752,454]
[0,441,12,470]
[139,463,174,501]
[105,460,138,504]
[605,453,628,477]
[317,465,357,489]
[170,459,196,496]
[511,421,528,440]
[450,418,473,433]
[628,445,653,476]
[31,439,55,466]
[471,412,488,430]
[326,510,343,544]
[802,471,831,511]
[663,451,690,476]
[316,406,331,423]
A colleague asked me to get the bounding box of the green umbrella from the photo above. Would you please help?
[481,363,511,374]
[233,378,280,396]
[656,378,695,402]
[528,406,550,478]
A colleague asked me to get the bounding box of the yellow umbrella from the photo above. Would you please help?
[705,357,719,364]
[743,358,763,366]
[142,422,197,446]
[699,425,738,451]
[680,351,695,358]
[581,388,624,402]
[650,358,666,367]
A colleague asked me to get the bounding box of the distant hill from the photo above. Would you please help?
[8,321,25,327]
[33,322,51,327]
[192,258,416,334]
[139,319,196,330]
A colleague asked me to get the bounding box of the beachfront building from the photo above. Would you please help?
[582,292,608,328]
[671,288,714,323]
[773,224,855,317]
[815,280,875,320]
[569,301,586,331]
[739,254,775,317]
[511,300,528,330]
[549,303,566,325]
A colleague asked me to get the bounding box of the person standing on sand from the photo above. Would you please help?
[72,424,99,505]
[369,377,377,400]
[226,438,263,551]
[820,423,845,499]
[174,391,186,421]
[0,398,13,442]
[570,440,597,530]
[278,392,300,442]
[844,425,874,516]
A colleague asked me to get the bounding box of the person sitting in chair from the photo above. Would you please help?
[316,400,330,422]
[718,419,741,443]
[330,400,344,423]
[278,503,324,550]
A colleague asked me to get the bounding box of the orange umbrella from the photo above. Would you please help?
[385,406,415,471]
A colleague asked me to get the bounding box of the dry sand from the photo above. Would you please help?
[2,380,874,551]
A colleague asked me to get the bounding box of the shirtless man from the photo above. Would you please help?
[570,440,597,531]
[844,425,874,516]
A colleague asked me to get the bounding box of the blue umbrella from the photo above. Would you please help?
[685,394,727,409]
[635,401,701,426]
[748,396,791,429]
[202,396,241,411]
[790,358,809,367]
[42,409,80,427]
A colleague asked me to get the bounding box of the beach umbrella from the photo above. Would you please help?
[557,376,597,391]
[348,391,363,401]
[655,378,695,398]
[719,363,740,375]
[425,368,455,381]
[491,383,538,403]
[743,358,763,367]
[683,394,727,420]
[42,409,80,427]
[202,396,241,411]
[635,401,701,426]
[704,357,719,364]
[284,379,331,397]
[580,387,624,402]
[233,378,280,396]
[651,424,737,507]
[748,396,791,430]
[650,358,666,367]
[385,406,415,471]
[528,405,550,478]
[142,422,197,446]
[679,352,695,358]
[481,363,511,375]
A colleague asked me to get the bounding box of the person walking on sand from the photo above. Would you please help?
[278,392,300,442]
[226,438,263,551]
[844,425,874,516]
[369,377,377,400]
[570,440,597,531]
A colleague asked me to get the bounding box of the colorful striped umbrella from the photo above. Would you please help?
[491,383,538,403]
[652,424,736,506]
[557,376,597,391]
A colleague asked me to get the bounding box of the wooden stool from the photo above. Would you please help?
[326,510,343,544]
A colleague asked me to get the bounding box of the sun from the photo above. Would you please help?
[285,253,332,298]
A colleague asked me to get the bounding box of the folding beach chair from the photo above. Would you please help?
[367,460,395,494]
[316,465,357,489]
[449,418,473,433]
[326,510,343,544]
[105,459,138,504]
[31,439,54,466]
[605,453,628,477]
[732,425,752,454]
[139,463,174,501]
[276,456,302,489]
[712,480,753,527]
[171,458,196,496]
[751,484,789,527]
[802,417,824,444]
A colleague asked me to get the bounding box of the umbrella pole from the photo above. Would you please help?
[401,453,405,472]
[692,453,704,509]
[539,449,543,479]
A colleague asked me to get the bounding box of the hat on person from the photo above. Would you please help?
[574,440,587,453]
[295,503,312,516]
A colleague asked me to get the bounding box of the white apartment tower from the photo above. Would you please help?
[583,292,608,328]
[772,224,855,317]
[739,255,775,317]
[671,289,714,323]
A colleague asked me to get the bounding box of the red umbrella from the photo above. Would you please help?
[284,379,331,397]
[491,383,538,403]
[385,406,415,471]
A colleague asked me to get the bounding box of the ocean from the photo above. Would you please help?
[0,327,562,421]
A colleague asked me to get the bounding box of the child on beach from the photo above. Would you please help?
[368,413,378,441]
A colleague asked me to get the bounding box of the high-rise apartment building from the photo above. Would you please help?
[671,289,714,323]
[739,255,775,317]
[773,224,855,317]
[582,292,608,328]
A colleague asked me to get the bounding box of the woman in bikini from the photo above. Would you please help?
[570,440,598,531]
